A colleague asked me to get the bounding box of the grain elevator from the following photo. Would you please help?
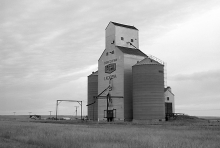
[87,22,174,121]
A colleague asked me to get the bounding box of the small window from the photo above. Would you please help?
[131,39,133,42]
[110,50,114,54]
[167,97,169,101]
[121,37,124,40]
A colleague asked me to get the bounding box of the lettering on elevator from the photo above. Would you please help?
[104,58,117,65]
[104,74,117,80]
[104,58,117,80]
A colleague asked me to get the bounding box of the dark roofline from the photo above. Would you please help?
[106,21,138,30]
[98,48,107,61]
[133,57,163,66]
[117,46,147,57]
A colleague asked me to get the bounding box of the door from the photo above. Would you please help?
[165,103,173,114]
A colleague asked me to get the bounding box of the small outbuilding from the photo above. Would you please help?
[164,86,175,114]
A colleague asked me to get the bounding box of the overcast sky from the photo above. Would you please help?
[1,0,220,117]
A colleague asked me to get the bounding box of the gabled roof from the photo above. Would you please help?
[164,87,170,92]
[134,57,162,66]
[117,46,147,57]
[164,87,174,96]
[106,21,138,30]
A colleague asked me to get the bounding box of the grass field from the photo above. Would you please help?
[0,116,220,148]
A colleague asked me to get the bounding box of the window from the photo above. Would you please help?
[110,50,114,54]
[131,39,133,42]
[121,37,124,40]
[167,97,169,101]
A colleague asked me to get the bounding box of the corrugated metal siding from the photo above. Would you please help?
[133,64,165,120]
[123,54,146,121]
[88,74,98,120]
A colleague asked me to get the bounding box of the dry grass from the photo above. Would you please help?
[0,119,220,148]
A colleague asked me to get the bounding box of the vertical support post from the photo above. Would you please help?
[107,93,109,122]
[93,100,94,121]
[81,101,82,120]
[55,100,82,120]
[49,111,52,117]
[74,106,79,118]
[56,101,58,120]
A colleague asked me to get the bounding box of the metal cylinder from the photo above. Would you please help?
[132,59,165,120]
[87,71,98,120]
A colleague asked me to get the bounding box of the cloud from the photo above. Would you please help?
[170,69,220,81]
[0,73,88,115]
[169,69,220,96]
[57,64,98,79]
[1,0,220,115]
[175,103,220,116]
[0,63,97,94]
[168,69,220,116]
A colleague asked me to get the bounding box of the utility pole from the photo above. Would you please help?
[49,111,52,117]
[13,112,16,120]
[74,106,79,118]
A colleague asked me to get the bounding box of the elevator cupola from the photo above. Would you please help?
[105,21,139,50]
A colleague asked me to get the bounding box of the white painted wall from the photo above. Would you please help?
[98,46,124,121]
[164,89,175,113]
[105,23,115,50]
[115,26,139,49]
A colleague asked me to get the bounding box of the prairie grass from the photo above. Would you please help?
[0,120,219,148]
